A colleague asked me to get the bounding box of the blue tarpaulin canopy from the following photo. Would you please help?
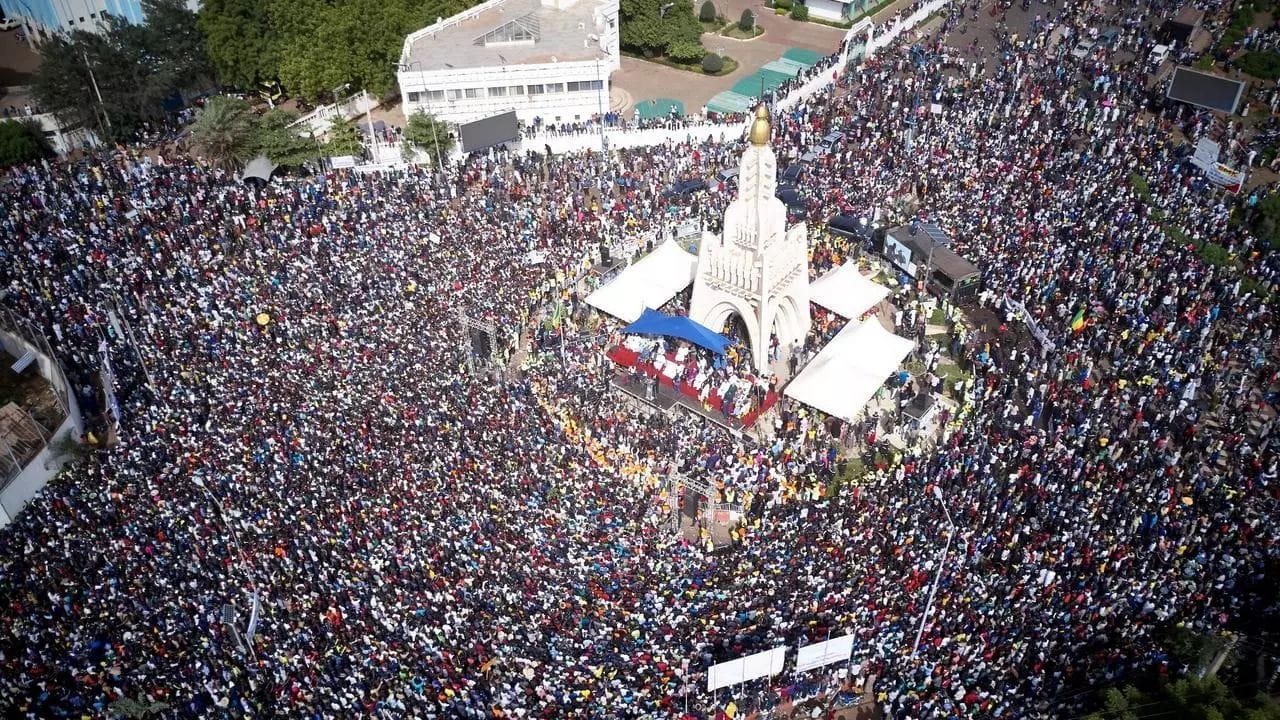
[623,308,732,355]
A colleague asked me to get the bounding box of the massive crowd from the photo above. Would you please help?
[1,0,1278,717]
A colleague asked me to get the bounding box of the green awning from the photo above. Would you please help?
[706,91,755,115]
[635,98,686,120]
[782,47,823,66]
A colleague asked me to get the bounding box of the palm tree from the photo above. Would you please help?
[189,96,258,171]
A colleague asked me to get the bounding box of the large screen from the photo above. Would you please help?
[1166,67,1246,114]
[459,110,520,153]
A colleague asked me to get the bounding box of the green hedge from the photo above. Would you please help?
[1238,51,1280,79]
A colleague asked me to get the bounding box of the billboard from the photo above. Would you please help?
[795,634,856,673]
[459,110,520,153]
[706,647,787,691]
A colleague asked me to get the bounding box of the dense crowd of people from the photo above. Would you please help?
[1,0,1278,717]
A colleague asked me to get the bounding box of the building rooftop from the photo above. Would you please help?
[404,0,610,72]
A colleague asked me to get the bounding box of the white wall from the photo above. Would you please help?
[0,416,74,530]
[0,329,82,530]
[807,0,849,22]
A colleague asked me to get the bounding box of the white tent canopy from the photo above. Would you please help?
[810,263,890,319]
[784,319,914,421]
[585,241,697,322]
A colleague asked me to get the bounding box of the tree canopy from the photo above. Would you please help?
[31,0,208,142]
[199,0,478,101]
[189,96,258,170]
[403,111,453,164]
[1085,676,1280,720]
[0,120,51,167]
[619,0,705,58]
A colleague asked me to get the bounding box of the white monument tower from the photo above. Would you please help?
[689,105,810,373]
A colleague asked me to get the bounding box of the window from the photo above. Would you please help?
[527,84,545,95]
[509,85,524,95]
[447,89,464,101]
[464,88,482,99]
[426,90,445,102]
[407,92,421,103]
[89,12,96,18]
[567,80,603,92]
[545,83,564,93]
[488,86,507,97]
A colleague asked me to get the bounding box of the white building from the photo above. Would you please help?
[804,0,861,24]
[396,0,619,126]
[689,106,810,373]
[0,0,199,40]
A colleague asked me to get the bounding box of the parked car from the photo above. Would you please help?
[0,18,20,30]
[1070,38,1095,59]
[819,131,845,154]
[1098,26,1121,48]
[1149,43,1171,71]
[781,163,806,183]
[664,178,708,197]
[715,167,739,183]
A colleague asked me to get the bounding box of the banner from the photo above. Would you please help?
[1001,294,1056,352]
[706,647,787,691]
[1188,143,1245,193]
[795,634,856,673]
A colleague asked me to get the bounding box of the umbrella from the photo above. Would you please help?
[240,155,278,184]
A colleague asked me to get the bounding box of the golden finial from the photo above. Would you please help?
[748,105,770,146]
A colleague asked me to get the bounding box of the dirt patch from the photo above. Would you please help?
[0,365,65,432]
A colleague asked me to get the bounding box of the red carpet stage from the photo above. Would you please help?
[607,346,778,430]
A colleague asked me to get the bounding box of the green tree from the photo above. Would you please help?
[324,116,364,157]
[32,3,206,142]
[701,53,723,73]
[739,8,755,30]
[620,0,704,57]
[789,3,808,20]
[253,109,318,166]
[30,33,104,137]
[0,120,50,166]
[1251,192,1280,249]
[189,96,258,170]
[197,0,280,89]
[699,1,716,22]
[1085,677,1280,720]
[667,40,705,63]
[141,0,212,88]
[403,110,453,164]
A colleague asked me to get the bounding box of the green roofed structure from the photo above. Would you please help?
[706,92,755,115]
[635,98,686,120]
[781,47,823,66]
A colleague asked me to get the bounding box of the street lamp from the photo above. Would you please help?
[395,60,444,167]
[192,474,262,660]
[911,485,954,659]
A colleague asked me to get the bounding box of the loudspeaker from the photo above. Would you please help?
[469,328,492,358]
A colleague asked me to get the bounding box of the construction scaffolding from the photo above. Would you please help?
[0,403,51,489]
[456,310,499,373]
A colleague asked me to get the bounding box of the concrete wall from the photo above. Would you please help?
[0,415,74,529]
[0,330,82,530]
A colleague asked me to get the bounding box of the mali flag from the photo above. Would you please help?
[1070,306,1086,333]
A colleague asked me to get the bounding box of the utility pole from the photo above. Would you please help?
[1201,634,1238,679]
[362,89,379,163]
[83,49,110,132]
